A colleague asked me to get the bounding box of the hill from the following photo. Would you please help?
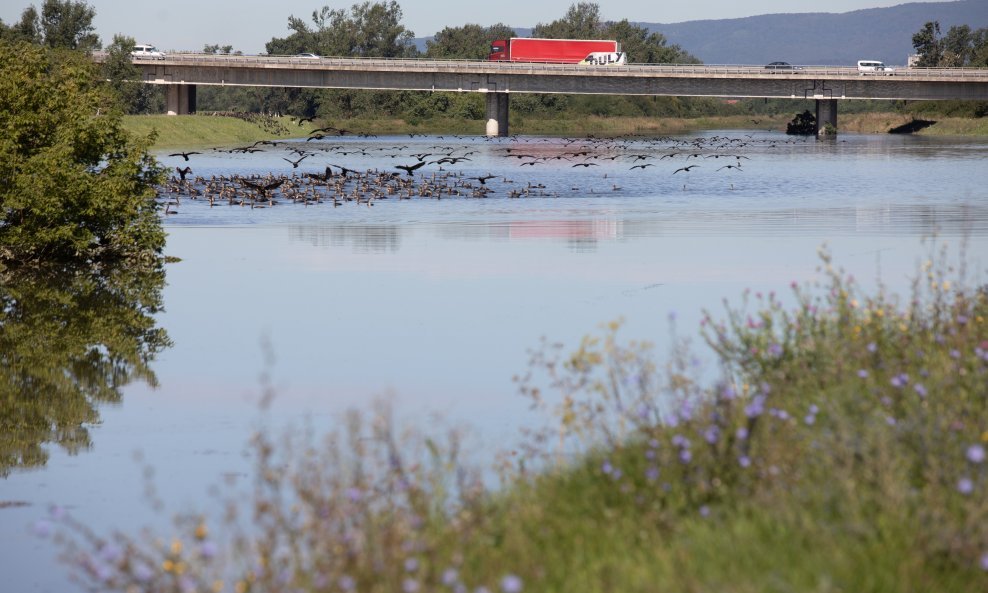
[414,1,986,66]
[641,0,988,66]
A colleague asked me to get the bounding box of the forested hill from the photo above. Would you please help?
[640,0,988,66]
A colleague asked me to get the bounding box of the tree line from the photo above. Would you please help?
[912,21,988,68]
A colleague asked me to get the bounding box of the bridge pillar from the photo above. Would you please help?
[165,84,196,115]
[485,93,509,137]
[815,99,837,136]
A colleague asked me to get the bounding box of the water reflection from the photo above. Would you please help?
[0,264,170,476]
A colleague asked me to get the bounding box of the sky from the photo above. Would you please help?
[1,0,915,54]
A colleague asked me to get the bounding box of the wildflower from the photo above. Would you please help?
[857,369,869,379]
[442,568,459,586]
[703,426,719,444]
[808,404,819,415]
[600,460,613,475]
[403,578,421,593]
[679,449,692,464]
[804,414,816,426]
[744,396,765,419]
[671,434,689,448]
[32,520,52,538]
[767,343,783,358]
[721,385,737,400]
[346,487,363,503]
[886,416,897,426]
[699,505,710,518]
[967,444,986,464]
[913,383,927,398]
[645,449,656,460]
[500,574,523,593]
[339,575,356,591]
[957,477,974,495]
[200,541,218,560]
[645,466,660,482]
[405,558,419,573]
[738,456,751,468]
[867,342,877,353]
[950,349,961,359]
[48,505,67,521]
[99,543,123,563]
[134,564,154,582]
[736,427,749,440]
[981,552,988,571]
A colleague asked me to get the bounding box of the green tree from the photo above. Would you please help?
[0,41,165,266]
[533,2,603,39]
[941,24,971,67]
[912,21,943,67]
[0,6,42,44]
[102,34,161,114]
[0,263,170,476]
[39,0,99,50]
[425,23,516,60]
[603,19,698,64]
[267,1,415,58]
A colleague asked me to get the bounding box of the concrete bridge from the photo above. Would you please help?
[111,53,988,136]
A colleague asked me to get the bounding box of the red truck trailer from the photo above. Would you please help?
[488,38,622,64]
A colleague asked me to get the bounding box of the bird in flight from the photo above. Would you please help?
[283,154,310,168]
[169,151,200,161]
[471,174,498,185]
[630,163,655,170]
[395,161,426,176]
[673,165,700,174]
[175,166,192,181]
[717,164,743,172]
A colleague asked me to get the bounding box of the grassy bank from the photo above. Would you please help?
[124,112,987,147]
[50,246,988,592]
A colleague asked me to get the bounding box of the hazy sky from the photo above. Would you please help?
[1,0,914,54]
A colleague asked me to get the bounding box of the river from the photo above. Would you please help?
[2,129,988,592]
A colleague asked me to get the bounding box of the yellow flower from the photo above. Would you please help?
[171,539,183,555]
[235,581,248,593]
[195,522,208,541]
[212,580,224,593]
[981,431,988,443]
[162,560,174,573]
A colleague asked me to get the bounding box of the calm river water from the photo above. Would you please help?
[3,130,988,591]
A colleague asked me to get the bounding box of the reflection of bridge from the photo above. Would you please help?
[107,53,988,136]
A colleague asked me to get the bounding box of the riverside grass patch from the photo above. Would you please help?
[38,242,988,593]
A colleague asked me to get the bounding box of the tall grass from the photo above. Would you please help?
[41,243,988,592]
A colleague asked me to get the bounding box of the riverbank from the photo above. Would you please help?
[124,112,988,148]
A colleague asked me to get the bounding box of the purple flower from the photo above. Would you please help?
[134,564,154,582]
[403,578,420,593]
[645,466,660,482]
[99,543,123,563]
[736,427,749,440]
[405,558,419,573]
[645,449,657,460]
[600,460,613,475]
[199,541,218,560]
[981,552,988,571]
[890,373,909,388]
[867,342,877,353]
[32,520,52,538]
[767,343,783,358]
[857,369,869,379]
[500,574,523,593]
[346,487,363,503]
[671,434,689,448]
[738,455,751,468]
[699,505,710,518]
[913,383,927,398]
[703,426,719,444]
[339,575,356,591]
[967,444,986,464]
[745,396,765,419]
[679,449,692,464]
[950,349,961,359]
[957,477,974,495]
[808,404,819,415]
[804,414,816,426]
[442,569,459,586]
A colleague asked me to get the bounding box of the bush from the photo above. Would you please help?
[0,41,165,267]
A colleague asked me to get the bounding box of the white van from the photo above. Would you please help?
[857,60,894,75]
[131,44,166,60]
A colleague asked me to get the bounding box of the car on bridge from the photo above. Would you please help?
[764,61,803,72]
[857,60,895,75]
[296,53,321,59]
[131,44,166,60]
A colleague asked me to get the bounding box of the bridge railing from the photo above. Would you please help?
[94,51,988,79]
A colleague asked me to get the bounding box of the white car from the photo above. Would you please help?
[857,60,894,75]
[132,44,166,60]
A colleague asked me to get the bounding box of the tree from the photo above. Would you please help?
[425,23,516,60]
[912,21,943,67]
[533,2,603,39]
[101,34,161,114]
[267,1,415,58]
[941,24,971,67]
[0,41,165,266]
[603,19,698,64]
[0,6,42,44]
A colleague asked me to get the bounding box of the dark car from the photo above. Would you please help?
[764,61,802,72]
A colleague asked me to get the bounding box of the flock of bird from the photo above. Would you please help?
[157,129,811,214]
